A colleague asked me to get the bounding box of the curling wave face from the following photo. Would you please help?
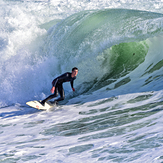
[44,9,163,94]
[1,9,163,105]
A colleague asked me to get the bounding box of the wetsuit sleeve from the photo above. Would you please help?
[70,76,76,88]
[52,78,58,87]
[70,81,74,88]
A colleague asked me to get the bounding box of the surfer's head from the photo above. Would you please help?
[72,67,78,71]
[71,67,78,77]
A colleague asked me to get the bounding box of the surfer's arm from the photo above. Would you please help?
[52,78,58,87]
[51,86,55,93]
[71,81,75,91]
[51,78,58,93]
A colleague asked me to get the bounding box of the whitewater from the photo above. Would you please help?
[1,0,163,162]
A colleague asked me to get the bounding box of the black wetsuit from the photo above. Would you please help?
[42,72,76,104]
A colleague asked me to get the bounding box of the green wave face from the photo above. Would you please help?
[102,41,149,79]
[45,9,163,92]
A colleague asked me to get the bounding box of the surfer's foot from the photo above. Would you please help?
[51,101,58,105]
[40,100,45,106]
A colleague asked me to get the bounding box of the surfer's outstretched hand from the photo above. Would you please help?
[51,86,55,94]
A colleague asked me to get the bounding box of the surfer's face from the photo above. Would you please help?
[71,69,78,77]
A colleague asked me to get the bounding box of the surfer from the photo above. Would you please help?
[40,67,78,105]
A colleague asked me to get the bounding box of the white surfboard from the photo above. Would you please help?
[26,100,56,110]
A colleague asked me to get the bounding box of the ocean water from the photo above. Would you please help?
[1,0,163,162]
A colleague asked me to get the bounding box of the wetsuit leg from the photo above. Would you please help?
[56,84,65,102]
[41,87,58,105]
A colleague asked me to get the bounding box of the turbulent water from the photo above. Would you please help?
[1,0,163,162]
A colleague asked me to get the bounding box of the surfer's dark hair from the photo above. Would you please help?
[72,67,78,71]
